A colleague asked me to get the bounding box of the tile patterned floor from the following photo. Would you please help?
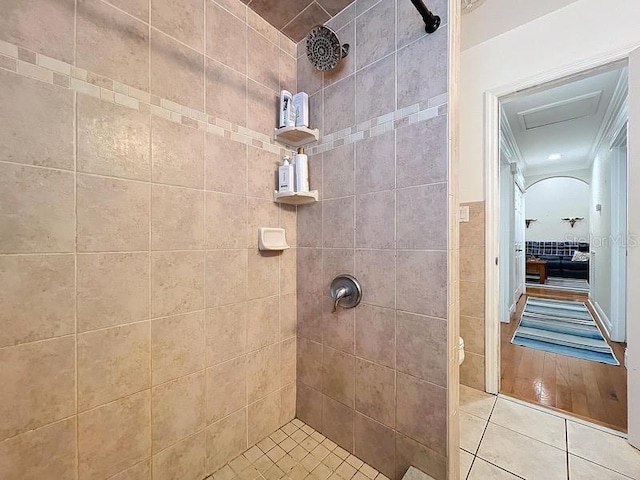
[460,385,640,479]
[206,419,389,480]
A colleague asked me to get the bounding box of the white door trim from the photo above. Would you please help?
[484,45,637,396]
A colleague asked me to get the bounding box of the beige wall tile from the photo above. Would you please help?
[460,315,485,356]
[77,174,150,252]
[247,250,279,300]
[152,116,205,189]
[77,252,149,333]
[150,30,204,110]
[206,356,247,423]
[247,343,280,403]
[247,29,279,91]
[106,0,148,21]
[205,249,248,307]
[246,80,279,136]
[296,383,322,432]
[322,197,354,248]
[0,0,74,63]
[297,248,323,296]
[322,297,355,354]
[205,59,247,127]
[355,130,395,195]
[77,0,149,91]
[322,395,354,453]
[323,144,355,199]
[0,254,74,347]
[355,304,395,369]
[280,248,297,294]
[152,311,205,385]
[324,75,355,135]
[459,201,485,247]
[323,347,355,408]
[78,391,151,480]
[460,246,485,283]
[151,185,204,250]
[0,337,75,441]
[355,359,395,428]
[0,417,76,480]
[297,49,323,95]
[152,0,204,52]
[205,134,248,195]
[152,432,206,480]
[151,251,205,318]
[78,322,150,411]
[248,390,281,445]
[280,337,296,386]
[206,1,246,73]
[206,192,248,249]
[0,163,74,253]
[152,372,206,452]
[460,281,485,317]
[395,433,446,480]
[356,190,395,249]
[297,293,323,343]
[109,460,150,480]
[396,312,447,388]
[280,292,297,340]
[354,413,396,479]
[297,201,322,247]
[355,0,395,70]
[205,303,248,366]
[77,94,151,181]
[396,373,446,456]
[323,20,355,87]
[280,48,296,92]
[396,183,448,250]
[297,337,323,391]
[355,250,396,309]
[396,250,447,318]
[460,352,485,391]
[205,408,247,472]
[396,116,447,189]
[248,146,279,199]
[247,296,279,351]
[0,70,74,170]
[355,54,396,123]
[280,383,296,424]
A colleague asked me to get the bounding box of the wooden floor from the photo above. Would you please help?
[500,288,628,432]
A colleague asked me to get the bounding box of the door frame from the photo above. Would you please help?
[483,46,639,446]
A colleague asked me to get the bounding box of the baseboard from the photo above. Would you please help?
[590,299,613,339]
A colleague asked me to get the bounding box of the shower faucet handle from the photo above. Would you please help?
[329,275,362,313]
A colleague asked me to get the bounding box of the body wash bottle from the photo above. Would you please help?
[278,157,294,193]
[279,90,296,128]
[293,147,309,193]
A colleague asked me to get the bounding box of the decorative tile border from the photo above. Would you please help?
[0,38,448,161]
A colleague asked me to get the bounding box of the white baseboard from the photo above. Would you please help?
[591,299,613,339]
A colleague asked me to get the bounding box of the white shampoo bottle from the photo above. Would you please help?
[279,90,295,128]
[278,157,294,193]
[294,147,309,193]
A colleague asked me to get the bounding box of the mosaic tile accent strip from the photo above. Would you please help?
[207,419,389,480]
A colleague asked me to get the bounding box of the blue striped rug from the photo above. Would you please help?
[511,297,619,365]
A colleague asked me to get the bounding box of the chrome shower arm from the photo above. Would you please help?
[409,0,441,34]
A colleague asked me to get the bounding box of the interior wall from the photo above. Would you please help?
[294,0,452,479]
[525,177,590,242]
[0,1,298,478]
[590,148,613,320]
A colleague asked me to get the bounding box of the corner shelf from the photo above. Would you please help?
[273,190,319,205]
[274,126,319,148]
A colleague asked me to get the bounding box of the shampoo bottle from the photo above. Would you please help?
[293,147,309,193]
[278,157,294,193]
[279,90,296,128]
[293,92,309,128]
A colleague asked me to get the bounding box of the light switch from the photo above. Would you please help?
[459,205,470,223]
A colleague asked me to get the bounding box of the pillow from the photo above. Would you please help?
[572,251,590,262]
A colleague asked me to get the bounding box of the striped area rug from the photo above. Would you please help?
[526,275,590,293]
[511,297,619,365]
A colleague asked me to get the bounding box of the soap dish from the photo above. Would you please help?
[258,228,290,251]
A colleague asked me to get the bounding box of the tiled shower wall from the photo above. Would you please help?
[0,0,299,478]
[459,202,486,390]
[294,1,454,479]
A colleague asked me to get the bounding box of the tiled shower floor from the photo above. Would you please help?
[207,419,388,480]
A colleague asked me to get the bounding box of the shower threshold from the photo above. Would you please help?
[206,419,388,480]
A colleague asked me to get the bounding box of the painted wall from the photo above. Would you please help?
[459,0,640,203]
[525,177,590,242]
[590,148,613,320]
[0,0,298,478]
[295,0,453,478]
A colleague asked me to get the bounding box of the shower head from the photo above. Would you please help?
[305,25,349,72]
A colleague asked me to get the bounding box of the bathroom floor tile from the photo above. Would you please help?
[460,412,487,454]
[460,449,474,479]
[467,458,520,479]
[569,454,633,479]
[207,420,381,480]
[460,385,496,420]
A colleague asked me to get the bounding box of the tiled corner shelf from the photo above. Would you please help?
[273,190,319,205]
[274,126,319,148]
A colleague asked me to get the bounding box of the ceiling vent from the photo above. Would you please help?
[517,91,603,130]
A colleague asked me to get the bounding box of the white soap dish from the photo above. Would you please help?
[258,228,290,251]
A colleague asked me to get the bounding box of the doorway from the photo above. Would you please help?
[485,56,637,439]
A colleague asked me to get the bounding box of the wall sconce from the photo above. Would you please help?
[525,219,537,228]
[562,217,584,228]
